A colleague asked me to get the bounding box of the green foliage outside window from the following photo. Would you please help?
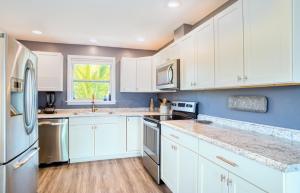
[72,64,111,101]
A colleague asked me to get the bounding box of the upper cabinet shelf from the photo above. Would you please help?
[34,51,64,92]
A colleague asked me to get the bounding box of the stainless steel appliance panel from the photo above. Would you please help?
[142,152,160,184]
[5,36,38,162]
[6,141,39,193]
[156,59,180,90]
[0,33,6,164]
[143,120,160,164]
[38,118,69,164]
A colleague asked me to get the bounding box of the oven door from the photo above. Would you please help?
[143,120,160,164]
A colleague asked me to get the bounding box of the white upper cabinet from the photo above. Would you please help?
[243,0,293,85]
[34,51,63,91]
[120,57,152,92]
[120,58,137,92]
[194,18,215,89]
[179,35,196,90]
[136,57,152,92]
[214,0,244,88]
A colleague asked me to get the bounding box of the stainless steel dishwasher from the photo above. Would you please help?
[38,118,69,164]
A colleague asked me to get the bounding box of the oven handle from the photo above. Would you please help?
[144,121,159,131]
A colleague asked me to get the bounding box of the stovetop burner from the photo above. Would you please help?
[144,111,197,123]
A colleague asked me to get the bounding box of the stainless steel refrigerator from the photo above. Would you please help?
[0,33,39,193]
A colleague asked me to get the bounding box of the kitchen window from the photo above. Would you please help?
[67,55,116,105]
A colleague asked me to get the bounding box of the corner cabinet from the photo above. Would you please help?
[34,51,64,91]
[120,57,152,92]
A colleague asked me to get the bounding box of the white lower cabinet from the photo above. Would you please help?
[199,156,228,193]
[161,135,198,193]
[69,116,141,163]
[69,125,94,160]
[228,173,266,193]
[94,122,126,157]
[199,156,265,193]
[161,136,178,192]
[161,125,300,193]
[126,117,142,153]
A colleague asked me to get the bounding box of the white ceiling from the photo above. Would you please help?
[0,0,228,50]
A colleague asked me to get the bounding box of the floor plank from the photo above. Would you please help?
[38,158,172,193]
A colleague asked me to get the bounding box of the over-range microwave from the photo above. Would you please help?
[156,59,180,90]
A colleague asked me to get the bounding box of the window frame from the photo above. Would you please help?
[67,55,116,105]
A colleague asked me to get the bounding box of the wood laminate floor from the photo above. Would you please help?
[38,158,172,193]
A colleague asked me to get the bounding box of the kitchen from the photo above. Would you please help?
[1,0,300,193]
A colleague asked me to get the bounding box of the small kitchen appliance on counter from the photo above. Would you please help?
[142,101,198,184]
[43,92,56,114]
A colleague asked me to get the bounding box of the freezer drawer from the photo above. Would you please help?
[6,141,39,193]
[38,118,69,164]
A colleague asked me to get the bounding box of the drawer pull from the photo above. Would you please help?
[216,156,238,167]
[170,134,179,139]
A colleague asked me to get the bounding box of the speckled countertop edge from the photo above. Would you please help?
[38,108,165,119]
[161,120,300,173]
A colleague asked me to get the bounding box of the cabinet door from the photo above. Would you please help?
[178,145,198,193]
[161,136,178,193]
[167,44,180,60]
[214,0,244,88]
[243,0,292,85]
[126,117,142,152]
[195,18,215,89]
[34,51,63,91]
[136,57,152,92]
[228,173,266,193]
[200,157,228,193]
[120,58,137,92]
[69,125,94,159]
[94,122,126,156]
[179,35,196,90]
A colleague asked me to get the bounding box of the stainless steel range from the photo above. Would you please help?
[142,101,198,184]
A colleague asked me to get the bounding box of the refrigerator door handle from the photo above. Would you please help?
[13,147,40,169]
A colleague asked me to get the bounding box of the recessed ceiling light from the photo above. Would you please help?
[137,37,145,42]
[89,38,97,43]
[167,0,181,8]
[32,30,42,35]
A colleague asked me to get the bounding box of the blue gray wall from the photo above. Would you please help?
[20,41,157,109]
[159,86,300,130]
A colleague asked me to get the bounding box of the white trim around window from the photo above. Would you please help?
[67,55,116,105]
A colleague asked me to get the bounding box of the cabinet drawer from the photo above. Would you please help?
[198,139,283,193]
[161,125,198,153]
[70,116,125,126]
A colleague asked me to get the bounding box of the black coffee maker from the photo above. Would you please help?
[43,92,56,114]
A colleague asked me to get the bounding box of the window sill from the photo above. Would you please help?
[66,100,116,106]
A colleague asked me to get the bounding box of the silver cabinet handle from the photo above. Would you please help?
[170,134,179,139]
[216,156,238,167]
[243,75,248,81]
[14,147,40,169]
[38,122,65,126]
[220,174,226,182]
[237,75,242,81]
[227,178,233,186]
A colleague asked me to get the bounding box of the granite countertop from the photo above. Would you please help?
[161,120,300,173]
[38,108,166,119]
